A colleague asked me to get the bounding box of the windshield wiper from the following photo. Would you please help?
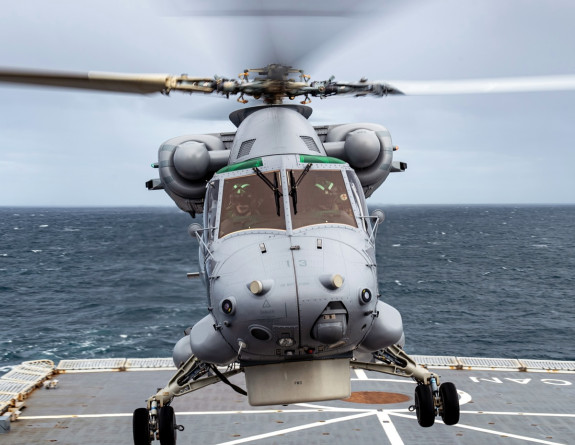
[253,167,283,216]
[289,163,312,215]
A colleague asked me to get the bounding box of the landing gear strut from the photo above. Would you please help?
[352,344,460,427]
[133,355,243,445]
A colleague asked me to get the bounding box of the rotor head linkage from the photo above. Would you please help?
[0,64,404,105]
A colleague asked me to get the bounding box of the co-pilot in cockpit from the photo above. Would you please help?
[216,167,363,239]
[219,170,286,238]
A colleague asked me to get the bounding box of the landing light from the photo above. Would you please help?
[248,279,273,295]
[332,274,344,288]
[319,273,344,290]
[249,280,263,295]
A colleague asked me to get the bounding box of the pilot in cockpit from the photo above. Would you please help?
[219,182,262,236]
[312,176,356,226]
[314,178,339,210]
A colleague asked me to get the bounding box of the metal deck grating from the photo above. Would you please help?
[53,356,575,372]
[19,360,54,370]
[1,370,45,383]
[519,359,575,371]
[458,357,522,368]
[0,381,35,395]
[0,394,14,402]
[412,355,459,367]
[125,358,176,369]
[16,365,48,374]
[0,360,54,415]
[57,358,127,371]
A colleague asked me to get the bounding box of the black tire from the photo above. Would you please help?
[159,405,177,445]
[414,384,435,427]
[439,382,460,425]
[133,408,151,445]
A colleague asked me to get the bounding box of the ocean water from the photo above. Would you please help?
[1,205,574,373]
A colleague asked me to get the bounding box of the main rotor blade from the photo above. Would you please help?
[386,75,575,96]
[0,69,173,94]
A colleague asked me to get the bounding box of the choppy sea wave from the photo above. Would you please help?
[1,205,574,372]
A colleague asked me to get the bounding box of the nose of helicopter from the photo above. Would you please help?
[205,232,383,362]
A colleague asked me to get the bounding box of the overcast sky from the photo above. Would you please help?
[1,0,574,207]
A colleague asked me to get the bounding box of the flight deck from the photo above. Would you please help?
[1,356,574,444]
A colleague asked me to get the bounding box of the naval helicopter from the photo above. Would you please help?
[3,63,575,445]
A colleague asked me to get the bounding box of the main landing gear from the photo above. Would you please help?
[132,355,243,445]
[134,346,459,443]
[353,344,460,427]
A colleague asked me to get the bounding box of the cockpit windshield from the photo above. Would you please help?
[218,169,358,237]
[289,170,357,229]
[219,171,286,238]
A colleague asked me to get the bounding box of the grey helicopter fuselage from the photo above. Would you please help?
[165,105,405,404]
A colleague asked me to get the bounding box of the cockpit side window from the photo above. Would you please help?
[289,169,358,229]
[218,171,286,238]
[204,180,219,243]
[345,170,370,233]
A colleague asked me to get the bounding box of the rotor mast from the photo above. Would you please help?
[210,64,404,104]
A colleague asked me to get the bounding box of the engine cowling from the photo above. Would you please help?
[158,134,229,214]
[324,123,397,197]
